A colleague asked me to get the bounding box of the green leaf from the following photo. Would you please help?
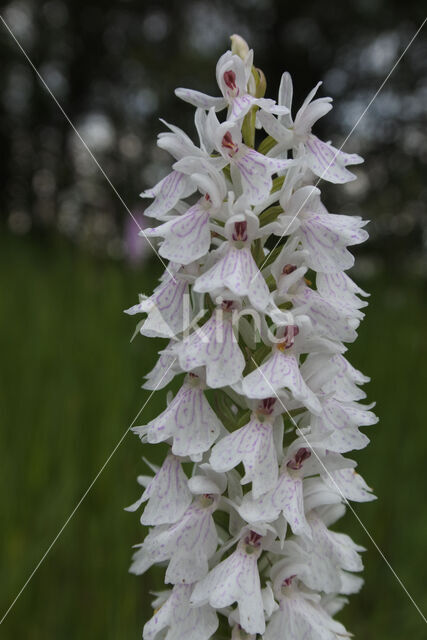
[251,238,264,264]
[258,135,277,155]
[271,175,285,193]
[222,164,231,182]
[242,106,257,148]
[257,243,284,270]
[259,204,283,227]
[243,343,271,375]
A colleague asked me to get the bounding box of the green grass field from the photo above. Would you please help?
[1,234,426,638]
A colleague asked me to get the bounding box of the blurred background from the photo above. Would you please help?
[1,0,426,638]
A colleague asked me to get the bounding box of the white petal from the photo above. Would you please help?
[257,110,293,145]
[142,171,196,219]
[303,477,343,512]
[299,213,368,273]
[311,423,370,454]
[146,204,211,264]
[188,475,223,495]
[238,489,280,525]
[305,134,364,184]
[265,593,349,640]
[309,212,368,246]
[132,454,192,526]
[324,468,376,503]
[126,276,190,338]
[143,584,218,640]
[278,539,341,593]
[299,229,355,273]
[165,509,217,584]
[175,87,227,111]
[178,313,245,388]
[142,344,178,390]
[262,582,279,618]
[292,287,360,344]
[296,99,332,134]
[157,119,202,158]
[210,418,278,498]
[164,505,218,585]
[232,148,292,206]
[311,396,377,453]
[194,245,270,311]
[242,351,321,414]
[229,94,257,120]
[316,271,369,310]
[145,383,222,457]
[310,515,364,573]
[131,501,218,583]
[321,354,369,402]
[256,97,290,116]
[278,71,293,127]
[339,571,364,595]
[271,472,311,538]
[191,546,265,635]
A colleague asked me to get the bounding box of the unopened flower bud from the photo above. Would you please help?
[230,33,250,60]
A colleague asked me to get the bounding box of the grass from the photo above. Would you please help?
[0,233,426,638]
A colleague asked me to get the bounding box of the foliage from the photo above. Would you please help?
[0,235,426,637]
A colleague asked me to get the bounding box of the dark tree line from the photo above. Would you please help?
[0,0,426,274]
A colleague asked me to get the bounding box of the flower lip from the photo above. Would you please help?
[287,447,311,470]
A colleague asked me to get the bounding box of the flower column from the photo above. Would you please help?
[126,34,376,640]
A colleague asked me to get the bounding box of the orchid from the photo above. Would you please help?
[126,34,375,639]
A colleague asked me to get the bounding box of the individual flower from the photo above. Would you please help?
[177,301,246,388]
[258,73,363,183]
[175,50,287,122]
[125,267,192,338]
[143,584,218,640]
[193,213,271,311]
[190,530,266,635]
[130,493,219,584]
[140,118,219,220]
[210,398,279,498]
[264,576,350,640]
[125,453,192,525]
[241,324,323,414]
[206,111,295,205]
[277,186,368,273]
[134,373,222,460]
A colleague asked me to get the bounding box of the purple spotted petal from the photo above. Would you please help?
[242,351,321,414]
[194,245,270,311]
[210,418,278,498]
[142,171,196,219]
[143,584,218,640]
[190,544,265,635]
[178,313,245,388]
[305,134,363,184]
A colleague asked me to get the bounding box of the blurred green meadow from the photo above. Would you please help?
[1,233,427,639]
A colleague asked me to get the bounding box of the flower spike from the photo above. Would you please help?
[126,35,375,640]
